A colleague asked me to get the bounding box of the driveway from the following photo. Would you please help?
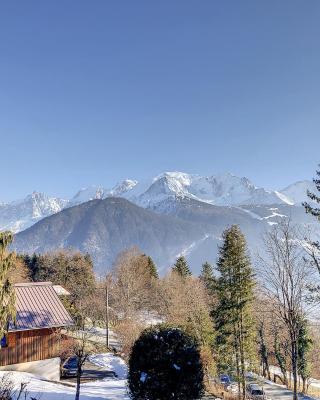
[61,359,117,383]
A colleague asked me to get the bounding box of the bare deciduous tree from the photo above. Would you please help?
[157,272,215,382]
[158,272,213,346]
[258,220,312,400]
[111,247,157,319]
[108,248,159,358]
[61,294,104,400]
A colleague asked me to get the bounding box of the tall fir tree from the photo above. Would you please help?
[0,232,16,346]
[297,318,312,393]
[199,261,216,295]
[145,255,159,279]
[172,256,192,278]
[273,330,289,387]
[303,166,320,273]
[214,225,255,399]
[303,166,320,219]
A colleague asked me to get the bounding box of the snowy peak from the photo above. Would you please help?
[0,191,67,233]
[280,180,316,205]
[27,191,68,218]
[64,171,297,210]
[0,172,312,234]
[109,179,138,196]
[69,181,139,205]
[114,171,292,209]
[70,186,107,205]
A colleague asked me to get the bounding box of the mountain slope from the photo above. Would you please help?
[12,195,291,275]
[280,180,317,205]
[12,197,205,274]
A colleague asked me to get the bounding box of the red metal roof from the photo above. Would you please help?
[9,282,74,331]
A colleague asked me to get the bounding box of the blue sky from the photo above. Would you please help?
[1,1,320,201]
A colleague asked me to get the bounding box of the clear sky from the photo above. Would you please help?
[1,1,320,201]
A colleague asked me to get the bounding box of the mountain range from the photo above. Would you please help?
[3,171,318,275]
[1,172,316,233]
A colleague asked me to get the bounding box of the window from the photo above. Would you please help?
[0,335,8,348]
[252,390,264,396]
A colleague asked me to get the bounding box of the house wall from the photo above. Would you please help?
[0,357,61,381]
[0,328,60,367]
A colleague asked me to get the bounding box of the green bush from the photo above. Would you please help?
[128,326,204,400]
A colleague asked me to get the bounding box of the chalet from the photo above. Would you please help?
[0,282,73,380]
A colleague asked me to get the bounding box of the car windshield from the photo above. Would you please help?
[65,358,78,368]
[252,390,264,395]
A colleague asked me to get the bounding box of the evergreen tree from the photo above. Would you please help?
[128,326,204,400]
[303,166,320,274]
[303,166,320,219]
[257,320,271,381]
[199,261,215,295]
[172,256,191,277]
[0,232,16,346]
[23,253,43,281]
[273,329,289,387]
[145,255,158,279]
[23,250,96,308]
[297,318,312,393]
[214,225,255,399]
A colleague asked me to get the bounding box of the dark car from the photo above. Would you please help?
[61,356,79,378]
[246,384,267,400]
[219,374,231,388]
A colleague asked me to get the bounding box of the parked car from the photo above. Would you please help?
[61,356,79,378]
[246,383,266,400]
[219,374,231,389]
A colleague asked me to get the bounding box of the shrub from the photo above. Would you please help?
[128,326,204,400]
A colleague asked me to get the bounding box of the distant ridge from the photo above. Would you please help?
[12,194,318,275]
[12,197,205,274]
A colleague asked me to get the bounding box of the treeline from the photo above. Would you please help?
[23,251,96,306]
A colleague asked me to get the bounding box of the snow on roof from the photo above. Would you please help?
[9,282,74,331]
[52,285,71,296]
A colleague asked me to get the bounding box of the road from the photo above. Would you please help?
[248,376,312,400]
[263,382,300,400]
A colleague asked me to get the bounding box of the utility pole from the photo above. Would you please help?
[105,279,109,349]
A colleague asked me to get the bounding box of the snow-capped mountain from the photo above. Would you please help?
[0,192,68,233]
[280,180,317,205]
[109,179,138,197]
[116,172,293,209]
[5,172,318,274]
[0,172,314,233]
[67,172,313,210]
[69,181,138,206]
[70,186,107,206]
[13,195,318,274]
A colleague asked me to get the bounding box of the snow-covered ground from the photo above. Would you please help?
[88,353,127,379]
[0,353,129,400]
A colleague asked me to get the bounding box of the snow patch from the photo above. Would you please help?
[89,353,127,379]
